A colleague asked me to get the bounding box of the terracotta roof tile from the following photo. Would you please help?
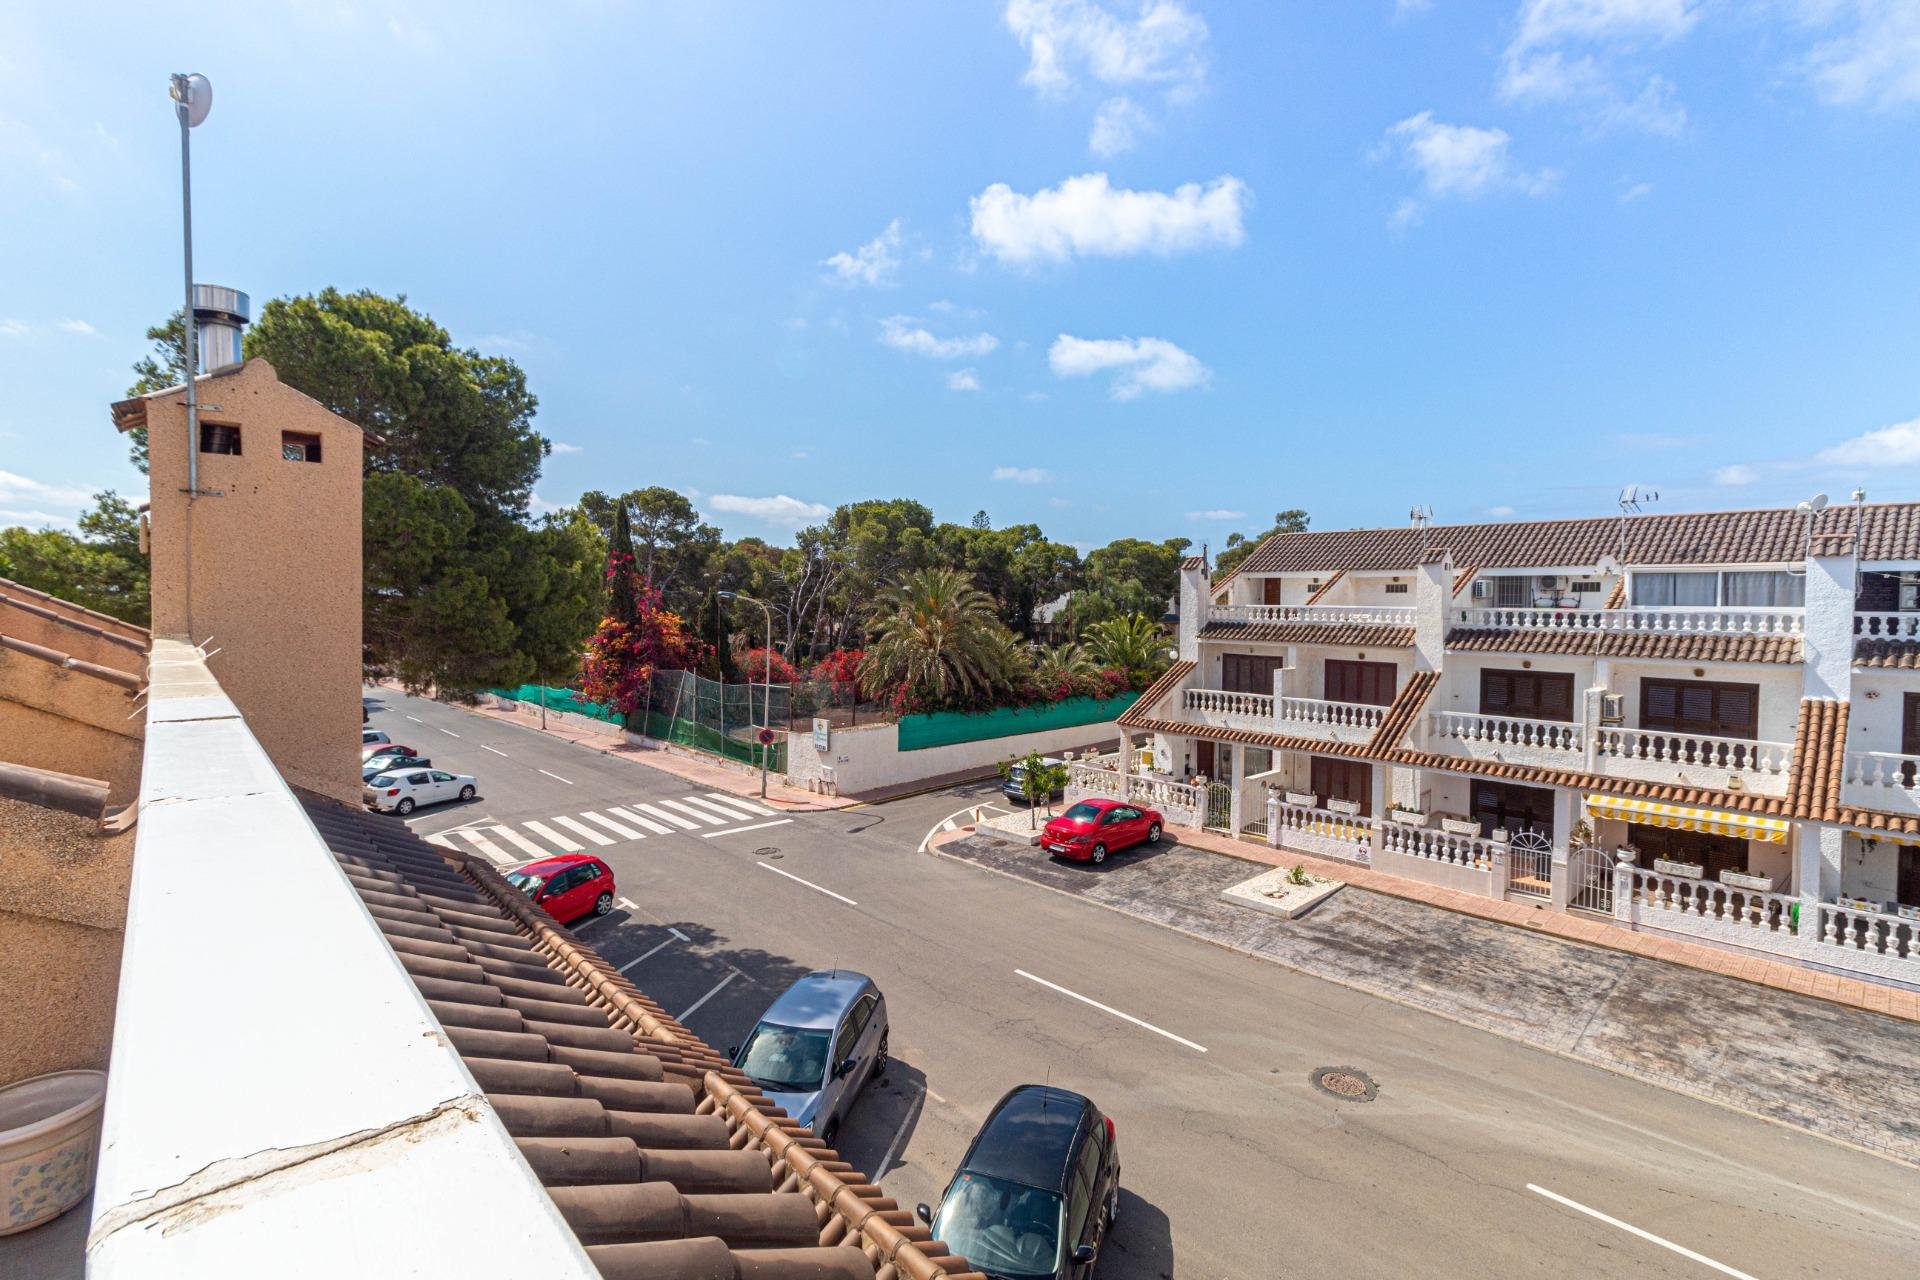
[1384,751,1798,816]
[1118,660,1194,727]
[1367,670,1438,753]
[1199,621,1416,648]
[1445,628,1801,664]
[1604,579,1627,610]
[1236,502,1920,575]
[1786,699,1847,822]
[1451,567,1479,598]
[1854,639,1920,669]
[1119,716,1379,760]
[1180,556,1208,571]
[1305,570,1345,604]
[300,798,984,1280]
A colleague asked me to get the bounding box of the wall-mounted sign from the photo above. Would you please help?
[812,717,831,752]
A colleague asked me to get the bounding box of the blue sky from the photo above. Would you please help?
[3,1,1918,551]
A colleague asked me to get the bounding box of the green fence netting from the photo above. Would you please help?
[487,684,622,724]
[895,691,1140,752]
[641,669,789,772]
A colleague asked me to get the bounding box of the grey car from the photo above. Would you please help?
[731,970,889,1146]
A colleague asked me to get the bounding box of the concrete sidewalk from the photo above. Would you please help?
[932,830,1920,1165]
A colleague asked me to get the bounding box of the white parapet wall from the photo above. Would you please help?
[89,640,599,1277]
[786,717,1126,796]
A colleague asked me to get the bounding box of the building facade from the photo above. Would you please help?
[1081,503,1920,988]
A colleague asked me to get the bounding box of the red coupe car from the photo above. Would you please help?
[1041,798,1164,864]
[505,853,618,923]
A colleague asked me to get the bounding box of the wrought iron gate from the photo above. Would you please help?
[1507,830,1553,899]
[1570,844,1615,914]
[1204,781,1232,832]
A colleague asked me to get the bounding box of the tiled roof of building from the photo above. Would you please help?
[1180,556,1208,571]
[0,632,146,692]
[1451,567,1478,597]
[1854,638,1920,669]
[1304,570,1345,604]
[304,798,982,1280]
[1444,628,1802,664]
[1385,749,1799,817]
[1604,579,1627,610]
[1199,621,1416,648]
[1234,502,1920,575]
[0,576,149,646]
[1788,699,1848,823]
[1366,670,1439,753]
[1118,660,1195,727]
[1119,716,1379,760]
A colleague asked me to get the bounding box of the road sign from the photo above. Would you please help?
[757,727,776,746]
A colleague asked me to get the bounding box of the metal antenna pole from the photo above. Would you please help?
[174,77,199,500]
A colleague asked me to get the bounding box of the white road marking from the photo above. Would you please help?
[704,792,776,816]
[926,1088,948,1104]
[580,811,645,840]
[524,820,582,852]
[552,815,615,847]
[619,938,676,974]
[871,1087,920,1180]
[617,897,639,910]
[538,769,574,785]
[608,805,674,835]
[677,971,741,1021]
[424,833,458,850]
[1014,970,1208,1054]
[489,825,552,859]
[632,802,700,831]
[480,744,509,757]
[1526,1185,1758,1279]
[436,727,460,737]
[657,799,726,826]
[701,818,793,838]
[669,928,690,942]
[405,715,422,723]
[757,862,856,906]
[678,795,762,821]
[919,803,999,853]
[460,830,517,866]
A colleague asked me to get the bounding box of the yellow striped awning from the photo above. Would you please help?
[1584,794,1791,844]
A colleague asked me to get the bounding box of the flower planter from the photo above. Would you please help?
[1895,903,1920,922]
[1438,817,1481,838]
[1489,827,1510,844]
[1718,869,1778,892]
[1,1069,106,1236]
[1284,791,1318,808]
[1326,798,1361,816]
[1653,858,1705,879]
[1835,895,1886,914]
[1388,807,1427,827]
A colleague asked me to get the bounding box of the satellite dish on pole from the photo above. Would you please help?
[170,73,212,128]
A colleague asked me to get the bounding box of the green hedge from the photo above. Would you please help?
[896,691,1140,752]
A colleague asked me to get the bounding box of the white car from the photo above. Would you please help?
[363,728,391,750]
[364,768,476,815]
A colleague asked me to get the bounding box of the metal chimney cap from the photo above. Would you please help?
[191,284,249,325]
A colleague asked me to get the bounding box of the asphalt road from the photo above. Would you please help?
[365,687,1920,1279]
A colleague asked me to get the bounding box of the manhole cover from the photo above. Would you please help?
[1310,1067,1378,1101]
[753,847,781,859]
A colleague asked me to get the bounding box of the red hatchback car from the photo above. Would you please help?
[506,854,618,923]
[1041,798,1164,864]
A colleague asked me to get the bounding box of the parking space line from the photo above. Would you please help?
[703,792,777,817]
[580,811,645,840]
[676,971,741,1021]
[609,805,674,835]
[757,862,856,906]
[617,897,640,910]
[552,816,615,847]
[669,928,690,942]
[489,825,552,859]
[480,743,509,757]
[618,938,677,974]
[657,799,726,826]
[524,820,582,852]
[701,818,793,838]
[538,769,574,785]
[423,833,458,850]
[1525,1186,1758,1279]
[1014,970,1207,1053]
[678,795,761,822]
[632,802,701,831]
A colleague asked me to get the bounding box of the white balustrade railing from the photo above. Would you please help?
[1455,606,1804,636]
[1380,819,1498,870]
[1594,727,1793,779]
[1276,696,1385,733]
[1183,687,1275,720]
[1854,612,1920,641]
[1272,801,1374,863]
[1209,603,1416,627]
[1121,772,1205,817]
[1843,751,1920,796]
[1430,710,1582,754]
[1628,869,1798,939]
[1817,903,1919,966]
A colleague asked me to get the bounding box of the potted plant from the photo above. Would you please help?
[1653,858,1705,879]
[1327,798,1361,816]
[1834,894,1885,914]
[1389,804,1429,827]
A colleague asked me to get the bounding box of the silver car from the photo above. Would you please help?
[731,970,889,1146]
[364,768,476,815]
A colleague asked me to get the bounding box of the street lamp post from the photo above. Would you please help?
[719,590,775,798]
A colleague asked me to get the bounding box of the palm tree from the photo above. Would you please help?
[864,567,1019,707]
[1084,612,1171,686]
[1032,641,1097,690]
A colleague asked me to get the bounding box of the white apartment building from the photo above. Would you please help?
[1074,502,1920,989]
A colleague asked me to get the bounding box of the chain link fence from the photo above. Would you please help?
[642,669,789,771]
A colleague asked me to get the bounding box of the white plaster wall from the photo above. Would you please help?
[1840,834,1902,903]
[1845,673,1914,756]
[1608,660,1802,743]
[785,718,1126,796]
[1293,646,1413,699]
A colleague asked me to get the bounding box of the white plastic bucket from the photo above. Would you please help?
[0,1069,107,1235]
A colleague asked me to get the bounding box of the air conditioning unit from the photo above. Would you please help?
[1540,575,1570,590]
[1600,694,1625,724]
[1470,579,1491,599]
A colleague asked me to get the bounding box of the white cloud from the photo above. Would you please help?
[548,441,583,455]
[1004,0,1209,97]
[1500,0,1698,134]
[1089,96,1154,157]
[993,466,1053,484]
[1047,496,1072,507]
[1802,1,1920,109]
[822,218,905,287]
[948,369,983,392]
[970,172,1248,266]
[0,319,28,337]
[1487,505,1517,517]
[1048,334,1211,400]
[709,493,833,529]
[0,469,96,525]
[1713,464,1758,486]
[1382,112,1558,224]
[1396,0,1434,15]
[55,319,95,335]
[880,316,999,359]
[1812,415,1920,468]
[529,491,564,515]
[1024,391,1052,402]
[1186,508,1245,521]
[1619,180,1655,202]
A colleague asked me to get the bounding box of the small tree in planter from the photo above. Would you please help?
[1000,749,1070,830]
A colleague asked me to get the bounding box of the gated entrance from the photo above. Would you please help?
[1204,780,1233,833]
[1570,844,1615,914]
[1507,830,1553,899]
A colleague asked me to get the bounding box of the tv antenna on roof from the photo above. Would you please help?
[1409,504,1434,529]
[1617,486,1658,565]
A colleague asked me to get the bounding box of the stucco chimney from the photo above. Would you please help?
[192,283,249,373]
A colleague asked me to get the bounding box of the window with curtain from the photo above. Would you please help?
[1720,571,1804,607]
[1630,572,1717,606]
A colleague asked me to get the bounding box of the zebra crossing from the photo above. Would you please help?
[422,791,789,866]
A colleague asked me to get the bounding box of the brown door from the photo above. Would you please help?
[1469,780,1554,840]
[1221,653,1285,694]
[1640,679,1759,739]
[1310,757,1372,816]
[1904,693,1920,756]
[1480,669,1576,721]
[1194,741,1215,780]
[1324,659,1397,707]
[1262,578,1283,605]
